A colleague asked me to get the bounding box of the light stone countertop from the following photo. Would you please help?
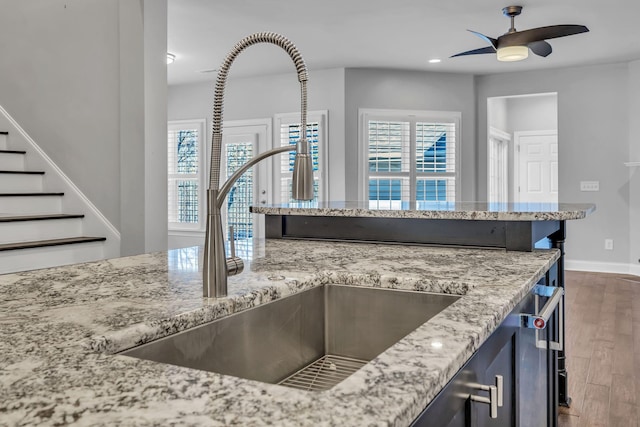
[251,201,595,221]
[0,239,559,426]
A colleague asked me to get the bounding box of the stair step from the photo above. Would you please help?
[0,236,106,274]
[0,192,64,197]
[0,171,43,192]
[0,214,85,244]
[0,151,26,170]
[0,170,44,174]
[0,236,106,252]
[0,193,64,215]
[0,213,84,222]
[0,132,8,135]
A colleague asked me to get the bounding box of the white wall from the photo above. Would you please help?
[477,63,632,269]
[344,68,477,201]
[0,0,168,257]
[506,95,557,133]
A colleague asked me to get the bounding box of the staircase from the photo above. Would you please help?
[0,129,114,274]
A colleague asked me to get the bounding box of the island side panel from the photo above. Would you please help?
[265,214,561,252]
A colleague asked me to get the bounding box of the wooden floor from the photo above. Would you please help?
[558,271,640,427]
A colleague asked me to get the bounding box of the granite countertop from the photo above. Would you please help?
[251,201,596,221]
[0,239,559,426]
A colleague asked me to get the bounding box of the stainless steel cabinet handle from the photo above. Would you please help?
[470,384,498,418]
[495,375,503,407]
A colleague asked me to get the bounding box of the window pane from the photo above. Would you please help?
[226,142,254,240]
[167,179,198,223]
[416,123,455,173]
[368,178,409,201]
[280,122,320,202]
[368,121,409,172]
[174,130,198,174]
[416,178,454,201]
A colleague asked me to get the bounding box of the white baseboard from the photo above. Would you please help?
[565,259,639,277]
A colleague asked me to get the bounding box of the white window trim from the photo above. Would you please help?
[168,119,207,233]
[357,108,461,201]
[274,110,329,203]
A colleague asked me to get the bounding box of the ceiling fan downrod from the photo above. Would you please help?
[502,5,522,33]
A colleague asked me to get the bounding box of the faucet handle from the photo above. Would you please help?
[227,226,244,277]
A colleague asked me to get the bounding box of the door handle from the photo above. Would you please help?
[520,285,564,350]
[520,285,563,330]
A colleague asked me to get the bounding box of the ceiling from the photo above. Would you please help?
[168,0,640,85]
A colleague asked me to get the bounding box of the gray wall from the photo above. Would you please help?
[168,68,346,200]
[344,68,476,201]
[0,0,168,256]
[476,63,632,266]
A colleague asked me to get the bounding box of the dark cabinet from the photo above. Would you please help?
[411,272,561,427]
[410,306,519,427]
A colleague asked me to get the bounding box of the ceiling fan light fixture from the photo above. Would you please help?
[496,45,529,62]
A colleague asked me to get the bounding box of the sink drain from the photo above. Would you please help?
[278,354,367,391]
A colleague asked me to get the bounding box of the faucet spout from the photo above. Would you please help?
[203,32,313,298]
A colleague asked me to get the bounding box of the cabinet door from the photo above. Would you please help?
[469,329,517,427]
[411,322,518,427]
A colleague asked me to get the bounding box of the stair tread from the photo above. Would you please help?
[0,192,64,197]
[0,236,106,252]
[0,150,26,155]
[0,131,8,135]
[0,213,84,222]
[0,170,44,174]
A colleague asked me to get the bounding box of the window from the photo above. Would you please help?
[360,110,460,205]
[223,133,257,242]
[168,120,206,231]
[275,111,327,203]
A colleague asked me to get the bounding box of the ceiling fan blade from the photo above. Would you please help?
[529,40,552,57]
[499,25,589,47]
[467,30,498,49]
[450,46,497,58]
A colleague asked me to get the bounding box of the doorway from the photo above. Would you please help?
[487,93,558,204]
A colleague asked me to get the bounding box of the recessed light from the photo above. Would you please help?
[166,53,176,64]
[428,58,441,64]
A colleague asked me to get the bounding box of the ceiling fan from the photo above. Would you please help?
[451,5,589,62]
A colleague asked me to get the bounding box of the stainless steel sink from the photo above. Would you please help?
[121,284,459,391]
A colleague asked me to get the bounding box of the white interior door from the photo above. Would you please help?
[515,130,558,204]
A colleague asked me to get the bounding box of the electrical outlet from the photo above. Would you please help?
[580,181,600,192]
[604,239,614,250]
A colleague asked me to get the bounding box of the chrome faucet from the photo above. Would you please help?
[203,32,314,298]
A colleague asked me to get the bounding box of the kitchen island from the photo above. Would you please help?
[0,238,559,426]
